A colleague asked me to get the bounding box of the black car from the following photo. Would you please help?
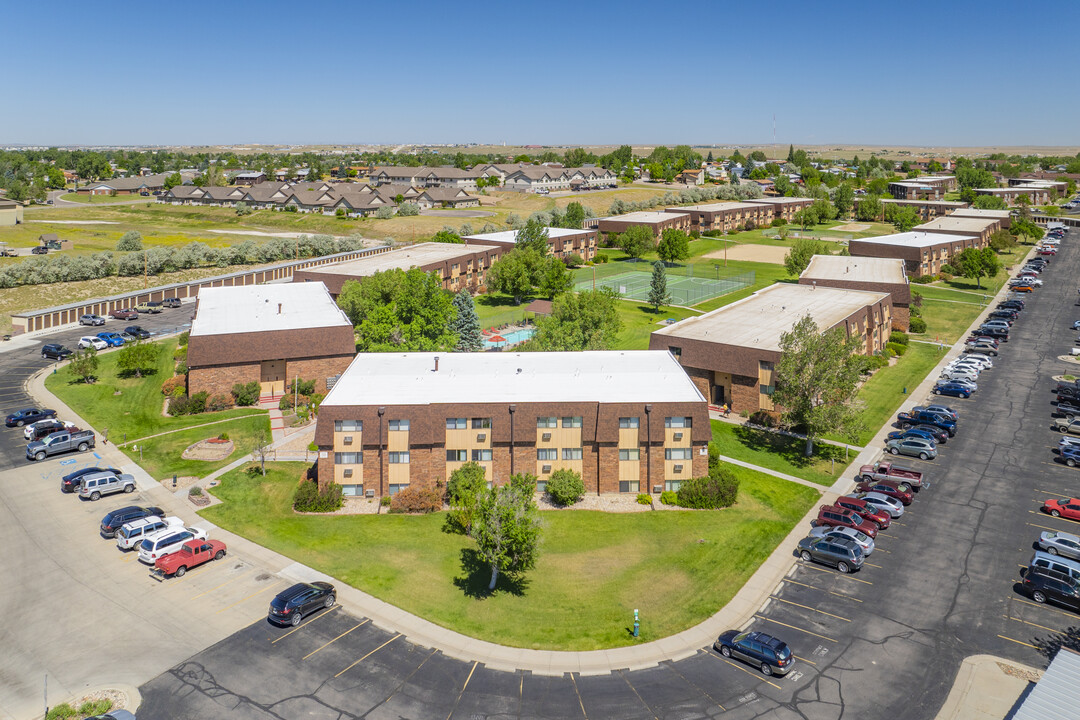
[124,325,151,339]
[987,311,1017,324]
[1022,569,1080,611]
[268,582,336,626]
[1057,386,1080,403]
[999,300,1025,310]
[31,246,48,255]
[911,423,949,444]
[62,465,122,493]
[713,630,794,676]
[977,325,1009,341]
[41,344,73,360]
[1055,401,1080,421]
[100,505,165,538]
[162,297,182,308]
[5,407,56,427]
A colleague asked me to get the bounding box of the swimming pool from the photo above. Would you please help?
[483,327,536,348]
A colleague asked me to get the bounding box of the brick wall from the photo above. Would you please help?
[188,362,261,397]
[288,355,355,394]
[892,305,910,331]
[683,366,712,405]
[597,444,620,494]
[730,374,759,414]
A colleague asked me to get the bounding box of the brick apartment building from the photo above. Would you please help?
[663,202,772,233]
[887,180,945,201]
[1007,177,1068,196]
[849,231,980,276]
[913,216,1001,247]
[186,283,356,399]
[462,227,598,262]
[649,283,891,413]
[745,196,816,222]
[975,186,1053,207]
[597,211,691,239]
[799,254,912,330]
[879,199,967,222]
[949,207,1012,230]
[315,351,710,498]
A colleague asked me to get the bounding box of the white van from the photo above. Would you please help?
[115,516,184,550]
[137,526,208,564]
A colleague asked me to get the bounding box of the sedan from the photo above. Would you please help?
[808,525,875,555]
[1038,531,1080,561]
[855,480,914,506]
[942,377,978,392]
[855,491,905,519]
[797,536,865,574]
[1043,498,1080,521]
[911,424,949,444]
[268,582,336,626]
[934,382,973,398]
[78,336,108,350]
[5,407,57,427]
[885,437,938,461]
[96,331,125,347]
[916,404,959,420]
[887,428,940,446]
[713,630,795,676]
[941,368,979,383]
[1071,320,1080,331]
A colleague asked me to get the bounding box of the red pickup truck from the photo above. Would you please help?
[154,538,227,577]
[858,461,926,491]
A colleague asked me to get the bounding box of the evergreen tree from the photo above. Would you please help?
[787,144,795,162]
[451,290,484,351]
[647,261,669,311]
[706,151,714,162]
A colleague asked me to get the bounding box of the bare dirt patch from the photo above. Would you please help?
[181,438,235,461]
[704,243,788,264]
[832,223,871,232]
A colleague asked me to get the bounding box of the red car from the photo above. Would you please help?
[834,495,891,529]
[154,538,227,577]
[816,505,878,538]
[110,308,138,320]
[1043,498,1080,521]
[855,480,913,506]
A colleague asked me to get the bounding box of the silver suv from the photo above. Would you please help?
[78,471,136,501]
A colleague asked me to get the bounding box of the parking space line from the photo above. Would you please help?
[864,562,883,569]
[1003,615,1057,633]
[303,619,369,660]
[793,654,817,666]
[270,605,340,642]
[997,634,1038,650]
[334,633,401,678]
[664,659,726,712]
[707,653,782,690]
[800,563,873,585]
[783,578,863,602]
[213,580,285,615]
[191,570,253,600]
[1030,509,1080,525]
[769,596,851,622]
[1027,522,1062,533]
[444,661,479,720]
[122,552,139,563]
[569,672,588,719]
[755,615,837,643]
[617,670,659,720]
[1037,488,1073,498]
[1014,597,1080,619]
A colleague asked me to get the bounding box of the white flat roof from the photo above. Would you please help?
[652,283,888,353]
[667,202,762,212]
[949,208,1011,220]
[914,217,997,233]
[300,243,481,277]
[322,351,706,406]
[745,197,812,205]
[800,255,907,285]
[881,198,965,206]
[854,231,978,249]
[460,227,586,245]
[191,282,351,337]
[603,211,687,223]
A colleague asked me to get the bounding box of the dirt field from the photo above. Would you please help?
[832,223,871,232]
[704,243,788,264]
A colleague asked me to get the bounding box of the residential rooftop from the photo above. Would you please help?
[665,202,763,212]
[652,283,889,353]
[298,242,484,277]
[880,198,966,207]
[745,197,813,205]
[606,211,688,223]
[853,231,979,249]
[948,208,1011,220]
[321,351,707,406]
[914,216,999,233]
[461,227,589,245]
[190,282,351,337]
[800,255,907,285]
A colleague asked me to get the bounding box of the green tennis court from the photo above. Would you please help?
[574,265,754,306]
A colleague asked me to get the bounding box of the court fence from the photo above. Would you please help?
[573,260,754,306]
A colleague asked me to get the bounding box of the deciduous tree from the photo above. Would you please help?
[488,249,543,304]
[784,237,822,276]
[562,201,586,230]
[617,225,656,259]
[656,229,690,264]
[954,247,1001,289]
[116,340,161,378]
[472,473,542,590]
[447,461,487,534]
[337,268,458,351]
[526,288,622,351]
[515,218,550,254]
[69,346,99,383]
[887,205,920,233]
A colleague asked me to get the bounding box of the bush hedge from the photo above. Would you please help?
[546,468,585,506]
[908,317,927,333]
[231,381,261,406]
[660,490,677,505]
[889,331,909,345]
[911,274,935,284]
[167,391,208,416]
[389,486,443,514]
[636,493,652,505]
[676,464,740,509]
[293,478,344,512]
[885,342,908,357]
[161,375,186,396]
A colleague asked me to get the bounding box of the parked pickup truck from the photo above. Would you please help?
[897,411,957,437]
[26,429,95,461]
[858,461,927,491]
[154,538,227,577]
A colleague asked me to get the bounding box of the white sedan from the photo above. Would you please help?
[77,336,107,350]
[1072,320,1080,330]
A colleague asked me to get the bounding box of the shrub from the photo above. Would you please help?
[231,381,261,406]
[293,478,344,512]
[161,375,186,396]
[374,206,395,219]
[389,486,442,513]
[771,217,786,227]
[676,464,740,509]
[911,274,935,284]
[116,230,143,252]
[886,342,907,356]
[940,263,958,275]
[173,345,187,361]
[218,432,229,441]
[278,395,295,411]
[748,410,776,428]
[178,330,190,346]
[335,208,347,218]
[189,485,203,497]
[636,493,652,505]
[546,468,585,506]
[595,253,608,263]
[660,490,677,505]
[77,700,113,716]
[909,317,927,333]
[174,361,187,375]
[397,202,420,216]
[889,331,909,345]
[939,272,953,282]
[565,253,584,267]
[45,703,76,720]
[236,201,253,216]
[380,495,391,506]
[307,441,318,452]
[206,394,233,411]
[167,391,209,416]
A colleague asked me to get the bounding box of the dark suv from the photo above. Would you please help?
[268,582,336,626]
[125,326,151,339]
[162,297,182,308]
[62,465,122,493]
[1022,569,1080,610]
[100,505,165,538]
[797,535,865,573]
[714,630,794,676]
[816,505,878,538]
[41,344,72,360]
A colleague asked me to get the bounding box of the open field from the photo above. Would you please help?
[57,193,147,204]
[201,461,819,651]
[705,243,788,264]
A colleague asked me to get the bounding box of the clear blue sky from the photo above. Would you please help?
[2,0,1076,148]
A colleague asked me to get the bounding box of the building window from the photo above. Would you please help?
[471,449,493,462]
[388,419,409,432]
[537,448,557,461]
[665,480,682,492]
[446,450,467,462]
[334,420,362,432]
[562,448,583,461]
[760,384,775,396]
[619,417,639,429]
[665,448,692,460]
[388,451,410,464]
[619,480,640,493]
[389,483,408,495]
[759,360,774,372]
[334,452,362,464]
[536,480,547,493]
[561,416,582,428]
[665,417,692,428]
[619,448,640,461]
[341,484,363,497]
[471,418,492,429]
[537,416,558,429]
[446,418,467,430]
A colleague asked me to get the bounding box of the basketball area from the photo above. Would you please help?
[573,264,754,306]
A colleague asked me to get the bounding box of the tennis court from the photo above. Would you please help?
[573,263,754,306]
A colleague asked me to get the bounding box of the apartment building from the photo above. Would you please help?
[1007,177,1068,197]
[315,351,710,497]
[975,186,1053,207]
[745,196,816,222]
[913,216,1001,247]
[879,198,967,221]
[663,202,772,233]
[799,254,912,329]
[849,231,980,276]
[887,180,945,201]
[462,227,599,261]
[949,207,1012,230]
[649,283,891,412]
[597,211,692,239]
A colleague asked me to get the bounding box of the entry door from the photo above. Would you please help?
[260,360,286,396]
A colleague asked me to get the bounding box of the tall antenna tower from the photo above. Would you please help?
[773,114,776,147]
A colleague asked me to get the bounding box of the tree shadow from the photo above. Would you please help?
[116,368,158,380]
[452,548,528,599]
[731,425,845,470]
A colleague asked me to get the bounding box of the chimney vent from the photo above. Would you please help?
[277,303,282,314]
[434,356,440,372]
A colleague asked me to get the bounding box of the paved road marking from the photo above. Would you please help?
[1037,488,1073,498]
[769,596,851,622]
[664,659,726,712]
[369,649,436,711]
[270,605,340,642]
[1003,614,1058,633]
[1027,522,1063,533]
[303,620,369,660]
[864,562,883,569]
[617,670,659,720]
[444,660,479,720]
[191,570,252,600]
[997,634,1038,650]
[793,654,817,666]
[334,633,401,678]
[707,654,782,690]
[215,581,285,615]
[1014,597,1080,619]
[1030,509,1080,525]
[783,578,863,602]
[755,615,837,643]
[569,671,588,719]
[800,562,873,585]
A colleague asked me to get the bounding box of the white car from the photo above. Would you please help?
[115,515,185,550]
[952,354,993,368]
[1072,320,1080,330]
[137,526,208,564]
[941,368,979,382]
[1060,436,1080,451]
[857,492,906,518]
[77,336,107,350]
[22,419,76,440]
[946,358,987,371]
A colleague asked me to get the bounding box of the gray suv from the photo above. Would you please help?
[797,535,865,573]
[79,471,136,501]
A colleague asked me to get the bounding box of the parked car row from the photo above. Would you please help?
[77,299,182,328]
[89,500,227,577]
[4,406,98,462]
[74,325,153,351]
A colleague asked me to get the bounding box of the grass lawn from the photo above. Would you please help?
[926,242,1035,294]
[121,414,270,480]
[842,342,943,445]
[58,193,146,204]
[202,462,818,651]
[612,301,698,350]
[917,299,985,343]
[710,420,850,485]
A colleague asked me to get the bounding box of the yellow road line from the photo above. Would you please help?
[769,596,851,622]
[1037,488,1072,498]
[303,620,369,660]
[707,654,782,690]
[270,605,340,642]
[1014,597,1080,619]
[1027,522,1062,532]
[214,581,284,616]
[1003,615,1058,633]
[191,571,252,600]
[793,654,817,666]
[334,633,401,678]
[569,672,588,719]
[1030,509,1080,524]
[445,661,479,720]
[783,578,863,602]
[755,615,837,643]
[801,562,873,585]
[997,634,1038,650]
[864,562,883,569]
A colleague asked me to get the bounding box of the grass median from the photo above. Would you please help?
[201,461,819,651]
[710,420,850,486]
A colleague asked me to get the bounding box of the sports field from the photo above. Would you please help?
[574,264,754,306]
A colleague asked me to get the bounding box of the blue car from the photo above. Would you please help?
[96,331,125,347]
[887,428,939,446]
[933,382,972,399]
[1061,446,1080,468]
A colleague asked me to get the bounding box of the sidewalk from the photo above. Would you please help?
[934,655,1040,720]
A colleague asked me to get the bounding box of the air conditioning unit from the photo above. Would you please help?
[476,433,487,442]
[674,464,684,473]
[673,432,683,441]
[343,468,353,477]
[343,436,353,445]
[542,465,552,474]
[365,489,375,498]
[652,485,663,494]
[542,433,552,442]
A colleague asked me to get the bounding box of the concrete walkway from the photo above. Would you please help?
[934,655,1040,720]
[715,454,827,491]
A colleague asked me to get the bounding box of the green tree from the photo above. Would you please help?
[656,229,691,264]
[773,315,864,456]
[69,346,99,383]
[783,237,822,276]
[563,201,586,230]
[793,206,818,230]
[834,184,855,216]
[787,144,795,162]
[545,468,585,506]
[447,461,487,534]
[537,256,571,299]
[451,290,484,352]
[338,268,458,351]
[888,205,920,233]
[855,195,882,221]
[617,225,656,259]
[515,218,550,255]
[647,260,669,311]
[973,194,1007,210]
[472,473,542,591]
[432,229,462,243]
[488,249,543,304]
[116,231,143,252]
[988,229,1016,252]
[527,288,622,351]
[953,247,1001,289]
[115,340,162,378]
